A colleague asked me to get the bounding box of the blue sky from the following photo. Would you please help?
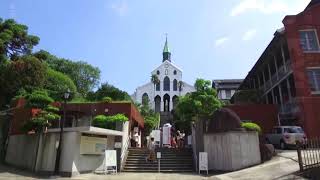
[0,0,311,94]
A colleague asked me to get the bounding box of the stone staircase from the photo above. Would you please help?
[122,148,193,172]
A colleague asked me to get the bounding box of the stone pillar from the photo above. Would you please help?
[169,100,173,112]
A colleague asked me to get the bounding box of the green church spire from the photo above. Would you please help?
[162,34,171,62]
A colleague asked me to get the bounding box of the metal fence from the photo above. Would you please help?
[297,138,320,171]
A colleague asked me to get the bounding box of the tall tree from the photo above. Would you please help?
[0,55,47,104]
[174,79,223,132]
[35,50,100,97]
[0,18,39,58]
[151,74,160,100]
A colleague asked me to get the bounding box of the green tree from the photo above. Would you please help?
[44,68,77,101]
[174,78,223,129]
[92,114,128,130]
[88,82,131,101]
[151,74,160,97]
[0,18,39,58]
[136,96,159,135]
[38,50,100,97]
[0,55,47,104]
[22,90,60,133]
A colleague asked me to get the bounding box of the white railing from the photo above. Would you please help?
[120,135,130,170]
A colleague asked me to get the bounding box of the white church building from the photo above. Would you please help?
[132,37,195,114]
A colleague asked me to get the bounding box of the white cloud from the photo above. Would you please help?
[230,0,310,16]
[111,0,128,16]
[242,29,257,41]
[215,37,229,47]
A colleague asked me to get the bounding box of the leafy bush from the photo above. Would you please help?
[101,97,112,103]
[92,114,128,129]
[241,122,262,134]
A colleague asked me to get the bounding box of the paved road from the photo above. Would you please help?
[0,150,305,180]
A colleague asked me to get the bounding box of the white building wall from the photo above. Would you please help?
[133,60,195,111]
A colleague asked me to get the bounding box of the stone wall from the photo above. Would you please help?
[203,131,261,171]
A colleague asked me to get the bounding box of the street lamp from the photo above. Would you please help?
[54,89,70,175]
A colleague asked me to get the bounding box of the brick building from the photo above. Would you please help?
[237,0,320,137]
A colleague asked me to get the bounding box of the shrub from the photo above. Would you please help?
[101,97,112,103]
[92,114,128,129]
[241,122,262,134]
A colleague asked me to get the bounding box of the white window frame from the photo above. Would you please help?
[299,29,320,53]
[306,67,320,95]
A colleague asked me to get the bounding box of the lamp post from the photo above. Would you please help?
[54,89,70,175]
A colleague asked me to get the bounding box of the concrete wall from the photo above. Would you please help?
[5,134,38,170]
[204,131,261,171]
[6,131,116,177]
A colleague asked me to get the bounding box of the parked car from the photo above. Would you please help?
[265,126,307,149]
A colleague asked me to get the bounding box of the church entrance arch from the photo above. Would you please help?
[154,95,161,113]
[163,94,170,112]
[172,95,178,109]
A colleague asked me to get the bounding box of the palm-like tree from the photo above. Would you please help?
[178,80,184,96]
[151,74,160,108]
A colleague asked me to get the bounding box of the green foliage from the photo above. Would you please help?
[101,97,112,103]
[88,83,131,102]
[175,79,223,123]
[44,68,77,100]
[92,114,128,129]
[1,55,47,98]
[0,19,39,58]
[22,106,60,133]
[151,74,160,84]
[41,50,100,97]
[241,122,262,134]
[135,97,159,136]
[232,90,262,104]
[25,90,54,109]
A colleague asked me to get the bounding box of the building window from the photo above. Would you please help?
[173,70,177,75]
[156,82,160,91]
[157,70,160,75]
[307,68,320,93]
[173,79,178,91]
[163,76,170,91]
[299,30,320,52]
[225,90,231,99]
[165,69,168,75]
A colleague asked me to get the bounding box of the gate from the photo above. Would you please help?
[297,138,320,171]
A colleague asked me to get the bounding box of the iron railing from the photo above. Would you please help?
[297,138,320,172]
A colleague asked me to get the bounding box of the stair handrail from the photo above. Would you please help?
[120,135,130,170]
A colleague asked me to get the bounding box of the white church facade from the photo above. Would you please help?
[132,37,195,113]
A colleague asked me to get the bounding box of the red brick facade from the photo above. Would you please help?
[283,4,320,137]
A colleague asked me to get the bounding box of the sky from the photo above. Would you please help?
[0,0,311,94]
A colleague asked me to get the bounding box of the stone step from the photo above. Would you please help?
[126,157,192,161]
[122,169,193,173]
[123,166,193,170]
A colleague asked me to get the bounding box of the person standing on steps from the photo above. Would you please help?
[146,137,156,162]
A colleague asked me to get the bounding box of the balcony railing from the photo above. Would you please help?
[259,60,292,93]
[279,98,300,115]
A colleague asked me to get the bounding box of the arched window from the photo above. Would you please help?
[157,70,160,75]
[172,95,179,109]
[173,70,177,75]
[142,93,149,105]
[163,76,170,91]
[156,82,160,91]
[154,95,161,113]
[173,79,178,91]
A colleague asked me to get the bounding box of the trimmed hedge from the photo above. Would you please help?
[241,122,262,134]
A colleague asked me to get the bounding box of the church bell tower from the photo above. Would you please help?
[162,35,171,62]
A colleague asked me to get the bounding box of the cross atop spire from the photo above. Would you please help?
[162,34,171,62]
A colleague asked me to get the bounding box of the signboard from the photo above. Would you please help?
[151,130,161,142]
[157,152,161,159]
[105,150,117,167]
[162,127,171,145]
[187,135,192,145]
[80,136,107,155]
[199,152,208,174]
